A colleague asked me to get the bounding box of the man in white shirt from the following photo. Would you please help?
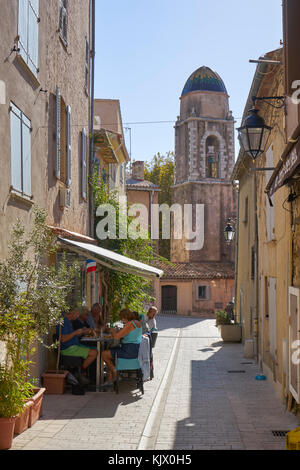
[146,306,158,350]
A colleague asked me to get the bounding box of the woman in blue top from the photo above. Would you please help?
[102,309,142,385]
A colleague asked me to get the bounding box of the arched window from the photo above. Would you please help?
[205,136,220,178]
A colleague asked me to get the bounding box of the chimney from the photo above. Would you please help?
[132,161,144,180]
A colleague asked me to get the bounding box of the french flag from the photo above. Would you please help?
[86,259,97,273]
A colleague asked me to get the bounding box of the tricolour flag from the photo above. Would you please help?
[86,259,97,273]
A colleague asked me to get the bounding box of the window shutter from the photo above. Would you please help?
[66,105,72,187]
[59,0,68,44]
[81,128,87,199]
[27,0,39,75]
[22,115,31,196]
[10,104,22,192]
[85,36,89,91]
[18,0,29,65]
[10,103,31,195]
[56,86,61,179]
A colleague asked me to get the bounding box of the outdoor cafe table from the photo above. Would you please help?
[80,335,117,392]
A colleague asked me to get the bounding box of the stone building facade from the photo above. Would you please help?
[0,0,94,378]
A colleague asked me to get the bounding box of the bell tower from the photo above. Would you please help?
[171,66,236,263]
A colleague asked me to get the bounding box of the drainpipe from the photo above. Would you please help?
[89,0,96,304]
[149,190,154,251]
[233,182,239,324]
[253,168,259,364]
[89,0,96,239]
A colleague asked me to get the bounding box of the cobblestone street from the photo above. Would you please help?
[11,316,299,451]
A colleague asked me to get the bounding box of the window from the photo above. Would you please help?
[85,36,89,92]
[205,136,219,178]
[243,197,248,224]
[59,0,68,46]
[198,285,207,300]
[55,87,71,187]
[18,0,39,76]
[10,102,31,196]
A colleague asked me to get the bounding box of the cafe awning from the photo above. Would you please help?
[58,237,164,279]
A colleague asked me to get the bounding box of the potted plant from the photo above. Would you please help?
[216,310,242,342]
[41,325,68,395]
[0,363,34,449]
[0,207,80,435]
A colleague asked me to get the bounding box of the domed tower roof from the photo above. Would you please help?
[181,66,227,96]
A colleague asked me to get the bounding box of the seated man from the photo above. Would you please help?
[88,303,105,330]
[57,308,97,384]
[72,307,91,331]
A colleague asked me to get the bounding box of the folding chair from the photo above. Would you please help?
[114,357,144,395]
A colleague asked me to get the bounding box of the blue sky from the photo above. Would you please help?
[94,0,283,163]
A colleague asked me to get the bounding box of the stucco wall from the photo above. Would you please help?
[171,182,236,263]
[0,0,91,262]
[154,278,234,317]
[0,0,91,379]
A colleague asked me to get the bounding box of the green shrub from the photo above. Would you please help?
[215,310,231,325]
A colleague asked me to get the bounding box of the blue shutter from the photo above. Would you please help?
[82,128,87,199]
[56,87,61,179]
[18,0,29,65]
[10,104,22,192]
[66,105,72,187]
[22,116,31,196]
[27,0,39,75]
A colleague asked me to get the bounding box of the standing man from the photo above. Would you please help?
[146,306,158,348]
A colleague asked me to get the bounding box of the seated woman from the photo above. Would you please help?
[102,309,142,385]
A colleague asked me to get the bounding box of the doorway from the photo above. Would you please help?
[161,285,177,314]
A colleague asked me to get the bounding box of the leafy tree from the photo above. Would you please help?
[90,172,155,320]
[144,151,175,259]
[0,207,80,378]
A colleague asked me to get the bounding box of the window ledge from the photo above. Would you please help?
[9,188,34,206]
[15,54,40,89]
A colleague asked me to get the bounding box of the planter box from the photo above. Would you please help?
[29,387,46,427]
[42,370,68,395]
[14,400,34,435]
[219,324,242,342]
[0,417,16,450]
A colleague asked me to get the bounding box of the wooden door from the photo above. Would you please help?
[161,285,177,314]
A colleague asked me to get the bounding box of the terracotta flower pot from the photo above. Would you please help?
[42,370,68,394]
[0,417,16,450]
[29,387,46,427]
[14,400,34,435]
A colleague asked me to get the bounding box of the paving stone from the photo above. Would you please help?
[9,316,300,451]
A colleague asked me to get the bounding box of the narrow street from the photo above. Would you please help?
[11,316,299,451]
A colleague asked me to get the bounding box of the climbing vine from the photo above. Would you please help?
[90,171,156,320]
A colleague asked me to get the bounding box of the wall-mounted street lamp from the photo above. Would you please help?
[224,218,235,243]
[237,96,285,160]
